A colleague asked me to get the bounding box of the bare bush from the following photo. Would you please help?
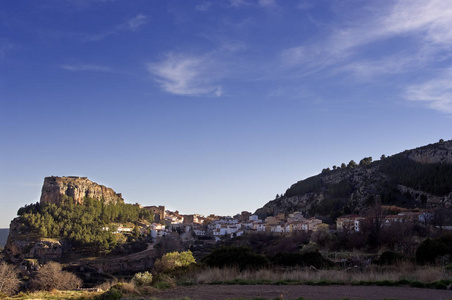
[0,262,21,296]
[118,282,139,294]
[30,261,82,291]
[95,279,117,292]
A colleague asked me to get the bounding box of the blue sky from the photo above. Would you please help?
[1,0,452,228]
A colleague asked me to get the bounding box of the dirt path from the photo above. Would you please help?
[153,284,452,300]
[111,242,155,261]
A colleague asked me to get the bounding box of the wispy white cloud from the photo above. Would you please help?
[229,0,277,9]
[281,0,452,72]
[277,0,452,114]
[405,68,452,114]
[84,14,148,41]
[258,0,276,7]
[229,0,249,7]
[339,51,427,79]
[297,1,314,10]
[281,46,307,66]
[120,14,148,31]
[382,0,452,43]
[195,2,211,11]
[60,64,112,72]
[148,53,223,97]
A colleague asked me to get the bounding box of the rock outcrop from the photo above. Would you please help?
[4,218,69,262]
[406,140,452,164]
[40,176,124,205]
[255,165,385,218]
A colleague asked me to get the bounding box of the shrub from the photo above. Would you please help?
[300,241,319,254]
[132,271,153,286]
[410,281,426,288]
[374,251,407,265]
[201,246,270,271]
[152,274,176,289]
[434,281,448,289]
[415,238,448,265]
[271,251,333,269]
[96,287,123,300]
[30,261,82,291]
[154,250,196,273]
[0,262,21,296]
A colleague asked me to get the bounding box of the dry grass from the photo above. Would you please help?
[95,279,118,291]
[195,263,450,285]
[7,289,102,299]
[119,282,140,294]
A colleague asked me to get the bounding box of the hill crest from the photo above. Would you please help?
[255,139,452,219]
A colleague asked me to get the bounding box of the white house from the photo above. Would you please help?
[255,223,266,232]
[301,218,322,231]
[231,231,244,238]
[194,229,206,236]
[270,224,285,233]
[213,227,228,236]
[249,215,259,221]
[116,226,133,233]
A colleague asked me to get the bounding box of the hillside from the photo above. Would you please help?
[4,176,154,262]
[255,139,452,219]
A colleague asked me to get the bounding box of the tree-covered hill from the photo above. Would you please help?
[10,196,153,255]
[255,139,452,219]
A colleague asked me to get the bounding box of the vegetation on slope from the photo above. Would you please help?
[16,196,153,253]
[277,142,452,219]
[379,153,452,197]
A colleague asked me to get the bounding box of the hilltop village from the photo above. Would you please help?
[134,205,434,242]
[133,206,324,240]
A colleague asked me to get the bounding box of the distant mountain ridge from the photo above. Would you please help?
[0,228,9,248]
[255,139,452,219]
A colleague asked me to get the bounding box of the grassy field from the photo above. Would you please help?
[3,263,451,299]
[4,289,103,300]
[194,263,450,285]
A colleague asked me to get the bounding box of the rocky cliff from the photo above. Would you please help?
[4,217,69,263]
[407,140,452,164]
[40,176,124,205]
[255,139,452,219]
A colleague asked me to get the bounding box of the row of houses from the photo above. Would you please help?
[204,212,325,238]
[137,209,327,240]
[106,208,436,242]
[336,211,433,232]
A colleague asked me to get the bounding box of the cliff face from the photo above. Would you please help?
[40,176,124,205]
[255,165,386,218]
[5,217,69,262]
[407,140,452,164]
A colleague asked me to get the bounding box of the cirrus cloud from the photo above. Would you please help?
[84,14,148,41]
[281,0,452,70]
[148,53,223,97]
[405,69,452,114]
[60,64,112,72]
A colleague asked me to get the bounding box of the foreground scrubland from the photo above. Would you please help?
[2,261,451,300]
[2,231,452,299]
